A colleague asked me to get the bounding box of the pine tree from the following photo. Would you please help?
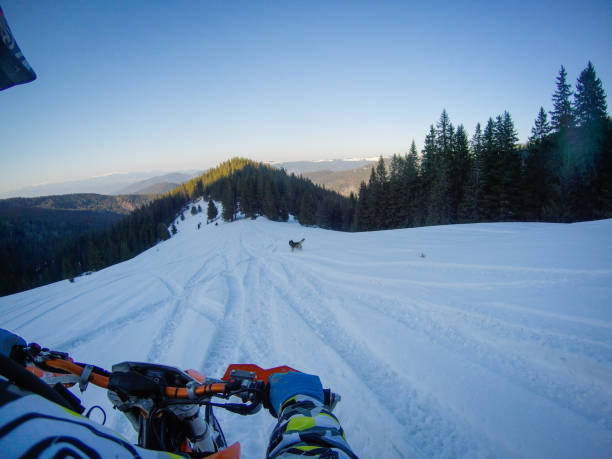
[207,200,218,222]
[61,257,75,280]
[262,181,278,220]
[221,181,236,221]
[86,240,103,271]
[462,122,483,221]
[480,117,500,220]
[436,109,453,154]
[422,111,454,225]
[157,223,170,241]
[298,191,316,226]
[497,112,521,220]
[404,141,421,226]
[550,66,575,132]
[448,124,471,222]
[372,156,389,228]
[570,62,609,220]
[388,154,404,228]
[352,181,371,230]
[574,61,608,126]
[529,107,552,143]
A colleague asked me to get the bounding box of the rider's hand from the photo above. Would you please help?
[267,371,324,417]
[0,328,26,360]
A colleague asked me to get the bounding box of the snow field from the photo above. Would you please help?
[1,199,611,458]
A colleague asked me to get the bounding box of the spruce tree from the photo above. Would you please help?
[465,122,484,221]
[221,181,236,221]
[353,181,370,230]
[574,61,608,126]
[480,118,500,220]
[570,62,609,220]
[529,107,552,143]
[436,109,453,154]
[298,192,316,226]
[157,223,170,241]
[422,111,454,225]
[497,112,521,220]
[550,66,575,132]
[404,141,421,226]
[448,124,471,222]
[372,156,390,228]
[388,154,404,228]
[262,181,278,220]
[207,200,218,222]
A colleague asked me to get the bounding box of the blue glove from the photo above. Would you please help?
[0,328,26,359]
[268,371,324,417]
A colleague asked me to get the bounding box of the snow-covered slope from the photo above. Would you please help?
[1,201,611,458]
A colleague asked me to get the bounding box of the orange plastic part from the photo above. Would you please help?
[221,364,298,384]
[205,442,241,459]
[26,365,76,388]
[186,369,207,384]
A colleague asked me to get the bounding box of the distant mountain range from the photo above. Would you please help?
[274,158,377,174]
[114,172,201,195]
[2,171,201,198]
[273,158,380,196]
[3,158,382,199]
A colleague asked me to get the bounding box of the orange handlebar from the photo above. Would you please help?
[45,359,227,398]
[46,359,109,388]
[165,383,227,398]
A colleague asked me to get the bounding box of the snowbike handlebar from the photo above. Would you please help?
[18,343,340,413]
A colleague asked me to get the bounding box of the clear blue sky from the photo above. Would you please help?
[1,0,610,194]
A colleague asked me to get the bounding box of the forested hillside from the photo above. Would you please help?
[0,194,151,296]
[1,160,354,295]
[302,165,374,197]
[0,194,150,213]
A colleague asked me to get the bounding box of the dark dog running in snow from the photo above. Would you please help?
[289,238,305,251]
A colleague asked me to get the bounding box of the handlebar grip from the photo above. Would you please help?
[323,389,341,412]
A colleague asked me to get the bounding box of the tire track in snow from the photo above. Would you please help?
[2,274,137,323]
[146,254,224,363]
[270,260,496,458]
[199,226,277,375]
[7,275,135,331]
[294,264,612,430]
[55,299,168,351]
[291,250,612,432]
[200,269,245,376]
[234,228,280,362]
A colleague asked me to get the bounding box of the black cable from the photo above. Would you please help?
[85,405,106,425]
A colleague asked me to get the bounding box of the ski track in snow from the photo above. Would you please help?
[1,203,611,458]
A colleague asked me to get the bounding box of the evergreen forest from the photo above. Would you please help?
[353,62,611,230]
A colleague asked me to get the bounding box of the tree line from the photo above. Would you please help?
[353,61,610,230]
